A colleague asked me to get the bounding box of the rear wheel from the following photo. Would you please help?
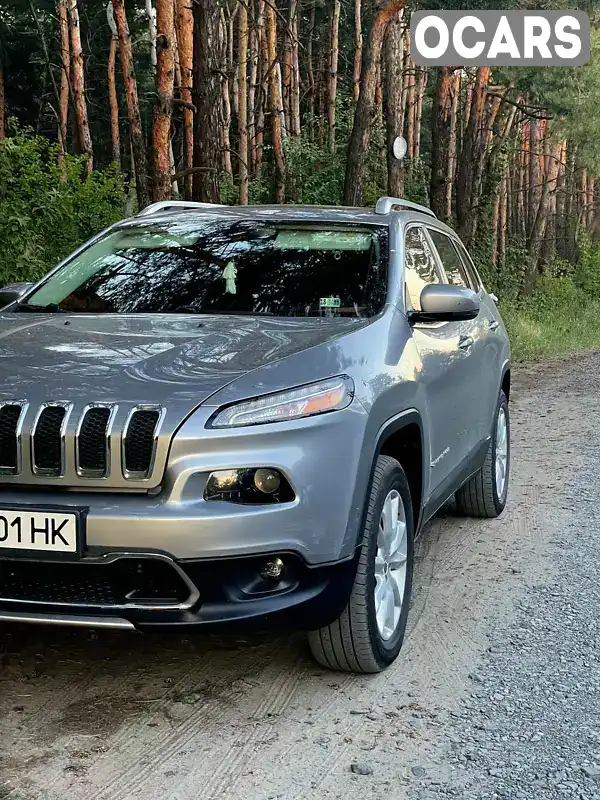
[455,390,510,518]
[307,455,414,674]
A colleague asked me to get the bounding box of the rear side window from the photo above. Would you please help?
[451,237,482,290]
[428,229,473,289]
[404,226,440,311]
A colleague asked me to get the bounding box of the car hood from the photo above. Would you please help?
[0,312,369,410]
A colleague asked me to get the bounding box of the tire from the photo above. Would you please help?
[455,390,510,518]
[307,455,414,674]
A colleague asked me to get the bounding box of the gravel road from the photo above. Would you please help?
[1,353,599,800]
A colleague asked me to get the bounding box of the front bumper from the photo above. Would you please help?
[0,404,369,565]
[0,550,358,632]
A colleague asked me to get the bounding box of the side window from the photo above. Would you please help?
[428,229,473,289]
[404,226,440,311]
[452,238,482,290]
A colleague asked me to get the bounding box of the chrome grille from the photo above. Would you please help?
[0,400,165,485]
[77,406,112,476]
[32,404,69,476]
[123,408,162,478]
[0,403,23,474]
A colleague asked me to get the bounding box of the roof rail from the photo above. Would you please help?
[138,200,227,216]
[375,196,437,218]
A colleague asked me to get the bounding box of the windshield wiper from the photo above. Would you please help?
[14,302,64,313]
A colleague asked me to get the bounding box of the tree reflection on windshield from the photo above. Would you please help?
[28,219,388,318]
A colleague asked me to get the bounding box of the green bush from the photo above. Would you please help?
[0,127,124,286]
[574,234,600,299]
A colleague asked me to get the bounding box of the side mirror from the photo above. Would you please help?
[0,283,33,309]
[410,284,480,323]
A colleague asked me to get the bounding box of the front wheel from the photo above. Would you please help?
[455,390,510,518]
[307,456,414,674]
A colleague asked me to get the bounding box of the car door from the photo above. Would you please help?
[452,235,506,442]
[403,224,480,497]
[427,228,499,454]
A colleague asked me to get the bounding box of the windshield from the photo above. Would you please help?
[23,219,388,318]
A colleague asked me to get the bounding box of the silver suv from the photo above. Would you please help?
[0,197,510,673]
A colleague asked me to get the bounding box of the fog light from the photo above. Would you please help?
[209,469,240,490]
[261,557,284,580]
[254,468,281,494]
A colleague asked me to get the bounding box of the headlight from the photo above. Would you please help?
[208,376,355,428]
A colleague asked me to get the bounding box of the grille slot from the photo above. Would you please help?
[123,409,161,477]
[32,405,67,475]
[78,406,111,476]
[0,404,23,473]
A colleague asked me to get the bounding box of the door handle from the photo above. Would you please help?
[458,335,474,351]
[488,320,500,332]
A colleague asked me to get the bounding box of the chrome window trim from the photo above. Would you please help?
[30,401,73,477]
[0,400,29,475]
[75,403,118,478]
[121,405,166,480]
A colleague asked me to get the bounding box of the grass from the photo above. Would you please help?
[503,294,600,362]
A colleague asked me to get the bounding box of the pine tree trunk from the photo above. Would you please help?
[414,67,427,162]
[555,141,566,257]
[112,0,149,208]
[491,180,500,270]
[327,0,341,153]
[498,167,507,270]
[521,123,529,238]
[282,0,298,137]
[152,0,175,201]
[353,0,362,105]
[528,119,542,239]
[68,0,93,173]
[191,0,221,202]
[255,2,268,176]
[344,0,407,207]
[248,0,260,172]
[107,36,121,168]
[307,3,316,119]
[219,10,233,176]
[58,0,70,164]
[526,137,563,288]
[399,32,410,142]
[445,70,460,220]
[429,67,453,220]
[455,66,489,247]
[385,11,404,197]
[238,0,249,204]
[587,175,595,232]
[406,44,415,161]
[0,59,4,141]
[291,6,300,139]
[374,59,383,129]
[176,0,193,198]
[228,7,239,122]
[266,0,286,202]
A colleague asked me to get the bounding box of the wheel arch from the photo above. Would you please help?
[501,364,511,402]
[370,410,426,535]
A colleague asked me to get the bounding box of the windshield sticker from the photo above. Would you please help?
[320,296,341,309]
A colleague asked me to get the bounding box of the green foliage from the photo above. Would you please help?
[573,234,600,299]
[0,127,124,286]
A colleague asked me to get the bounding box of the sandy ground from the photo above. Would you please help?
[1,352,597,800]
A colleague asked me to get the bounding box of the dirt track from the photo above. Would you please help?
[1,353,597,800]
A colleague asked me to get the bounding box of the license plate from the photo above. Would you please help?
[0,507,81,555]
